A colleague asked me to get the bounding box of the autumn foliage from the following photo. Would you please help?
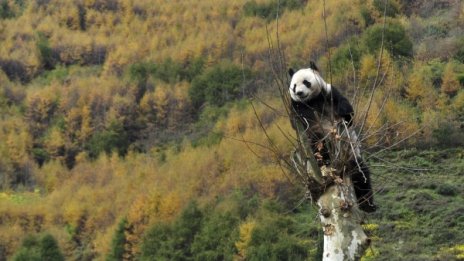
[0,0,464,259]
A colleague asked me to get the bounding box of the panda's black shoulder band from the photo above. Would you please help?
[330,86,354,125]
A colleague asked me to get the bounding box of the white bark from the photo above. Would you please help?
[317,180,369,261]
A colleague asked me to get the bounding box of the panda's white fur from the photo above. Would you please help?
[289,68,331,103]
[288,67,360,158]
[288,64,377,212]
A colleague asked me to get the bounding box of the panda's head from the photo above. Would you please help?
[288,62,330,102]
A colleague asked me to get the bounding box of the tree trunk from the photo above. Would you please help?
[291,120,370,260]
[317,180,369,261]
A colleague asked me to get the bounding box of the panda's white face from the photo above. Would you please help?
[289,68,329,102]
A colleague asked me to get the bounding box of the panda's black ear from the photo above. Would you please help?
[288,68,295,77]
[309,61,319,72]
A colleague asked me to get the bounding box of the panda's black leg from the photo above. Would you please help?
[350,159,377,213]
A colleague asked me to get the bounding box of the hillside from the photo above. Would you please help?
[0,0,464,260]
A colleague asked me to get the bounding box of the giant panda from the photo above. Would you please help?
[288,62,376,213]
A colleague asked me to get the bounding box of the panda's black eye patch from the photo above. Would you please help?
[293,84,296,93]
[303,80,311,88]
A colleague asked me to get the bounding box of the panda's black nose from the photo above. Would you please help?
[296,91,304,97]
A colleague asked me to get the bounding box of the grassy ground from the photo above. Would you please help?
[364,149,464,260]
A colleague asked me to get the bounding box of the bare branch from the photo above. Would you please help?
[358,0,389,136]
[365,127,424,160]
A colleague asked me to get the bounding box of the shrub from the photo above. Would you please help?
[127,57,204,84]
[432,122,464,148]
[331,40,361,75]
[149,57,205,83]
[454,38,464,63]
[34,66,69,86]
[426,59,445,88]
[128,62,156,83]
[457,74,464,86]
[32,147,50,167]
[424,24,448,38]
[436,183,458,197]
[152,58,183,83]
[373,0,400,17]
[191,131,223,148]
[180,57,205,82]
[189,61,252,109]
[407,191,435,214]
[363,22,413,58]
[360,6,375,27]
[243,0,306,21]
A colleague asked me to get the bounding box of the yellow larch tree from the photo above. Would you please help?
[79,105,93,143]
[441,62,460,96]
[44,127,66,161]
[406,64,439,110]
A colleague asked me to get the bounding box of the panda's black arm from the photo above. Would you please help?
[330,86,354,125]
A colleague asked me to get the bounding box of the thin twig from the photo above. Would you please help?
[250,93,289,118]
[224,135,276,151]
[365,127,424,160]
[358,0,388,136]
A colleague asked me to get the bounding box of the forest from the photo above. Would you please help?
[0,0,463,260]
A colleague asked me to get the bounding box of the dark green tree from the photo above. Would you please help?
[0,0,14,19]
[39,234,65,261]
[86,120,130,158]
[363,22,413,58]
[180,57,205,82]
[106,218,128,261]
[191,212,239,261]
[140,223,175,261]
[243,0,305,21]
[189,62,251,109]
[36,32,55,70]
[140,201,204,261]
[373,0,400,17]
[12,234,64,261]
[245,203,309,261]
[331,40,361,74]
